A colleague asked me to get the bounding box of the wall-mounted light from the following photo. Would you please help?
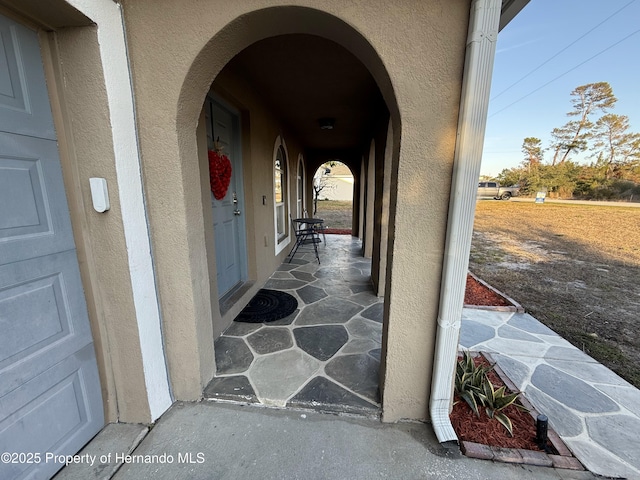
[318,118,335,130]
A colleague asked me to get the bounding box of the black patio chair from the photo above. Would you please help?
[287,215,320,264]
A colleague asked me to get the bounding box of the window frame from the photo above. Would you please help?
[273,136,291,254]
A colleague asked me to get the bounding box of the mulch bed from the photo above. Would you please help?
[464,274,512,307]
[323,228,352,235]
[455,282,583,469]
[451,353,582,469]
[450,355,547,451]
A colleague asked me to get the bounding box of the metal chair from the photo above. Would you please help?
[303,209,327,244]
[287,215,320,264]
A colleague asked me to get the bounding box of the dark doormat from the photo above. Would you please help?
[234,289,298,323]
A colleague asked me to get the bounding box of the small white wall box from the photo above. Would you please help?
[89,177,110,212]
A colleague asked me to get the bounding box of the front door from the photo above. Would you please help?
[205,97,247,298]
[0,15,104,480]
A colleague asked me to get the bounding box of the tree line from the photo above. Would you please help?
[494,82,640,201]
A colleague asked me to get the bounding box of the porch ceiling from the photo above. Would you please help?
[225,34,386,154]
[221,1,529,156]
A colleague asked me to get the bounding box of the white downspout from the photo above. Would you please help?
[429,0,501,443]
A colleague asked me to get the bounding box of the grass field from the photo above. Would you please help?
[314,200,353,230]
[470,200,640,388]
[311,199,640,387]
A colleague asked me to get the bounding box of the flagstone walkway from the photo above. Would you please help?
[205,235,383,415]
[461,308,640,479]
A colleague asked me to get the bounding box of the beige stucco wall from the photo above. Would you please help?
[122,0,470,421]
[41,26,150,422]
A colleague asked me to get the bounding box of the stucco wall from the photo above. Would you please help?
[122,0,470,421]
[43,26,150,422]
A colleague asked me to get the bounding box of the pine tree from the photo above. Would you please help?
[591,114,640,179]
[550,82,616,165]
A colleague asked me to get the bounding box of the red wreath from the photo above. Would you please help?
[208,148,232,200]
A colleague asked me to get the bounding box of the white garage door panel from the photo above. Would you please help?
[0,344,103,480]
[0,16,56,139]
[0,13,104,479]
[0,132,76,264]
[0,250,94,397]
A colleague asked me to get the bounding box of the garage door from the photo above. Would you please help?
[0,14,104,480]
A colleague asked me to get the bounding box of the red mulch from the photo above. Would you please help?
[323,228,352,235]
[451,397,540,450]
[450,356,551,451]
[464,274,511,307]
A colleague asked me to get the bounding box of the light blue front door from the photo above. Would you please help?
[0,15,104,480]
[205,97,247,298]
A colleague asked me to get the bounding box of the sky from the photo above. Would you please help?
[481,0,640,177]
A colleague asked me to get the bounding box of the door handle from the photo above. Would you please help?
[232,192,240,215]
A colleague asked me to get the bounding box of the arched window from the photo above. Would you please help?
[274,144,288,244]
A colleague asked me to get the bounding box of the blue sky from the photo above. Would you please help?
[481,0,640,177]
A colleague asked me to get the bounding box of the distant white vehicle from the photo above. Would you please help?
[477,182,520,200]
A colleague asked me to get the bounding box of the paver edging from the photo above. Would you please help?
[464,271,525,313]
[457,352,584,471]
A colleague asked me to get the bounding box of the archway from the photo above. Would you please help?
[123,0,474,423]
[173,7,399,413]
[312,161,356,235]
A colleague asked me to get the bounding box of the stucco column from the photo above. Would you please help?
[430,0,501,442]
[376,122,393,295]
[364,140,375,257]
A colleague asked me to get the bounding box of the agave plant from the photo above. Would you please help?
[454,350,527,437]
[454,351,493,417]
[481,378,527,436]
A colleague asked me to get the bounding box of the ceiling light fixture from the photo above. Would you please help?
[318,118,335,130]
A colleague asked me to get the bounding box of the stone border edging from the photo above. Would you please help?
[464,271,525,313]
[458,352,584,471]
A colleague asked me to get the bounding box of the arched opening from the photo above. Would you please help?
[124,0,475,423]
[177,9,398,414]
[312,161,355,235]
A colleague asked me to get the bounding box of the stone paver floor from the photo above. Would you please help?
[461,308,640,479]
[205,235,382,416]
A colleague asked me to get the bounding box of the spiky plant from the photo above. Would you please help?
[454,351,527,437]
[481,379,527,437]
[454,351,493,417]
